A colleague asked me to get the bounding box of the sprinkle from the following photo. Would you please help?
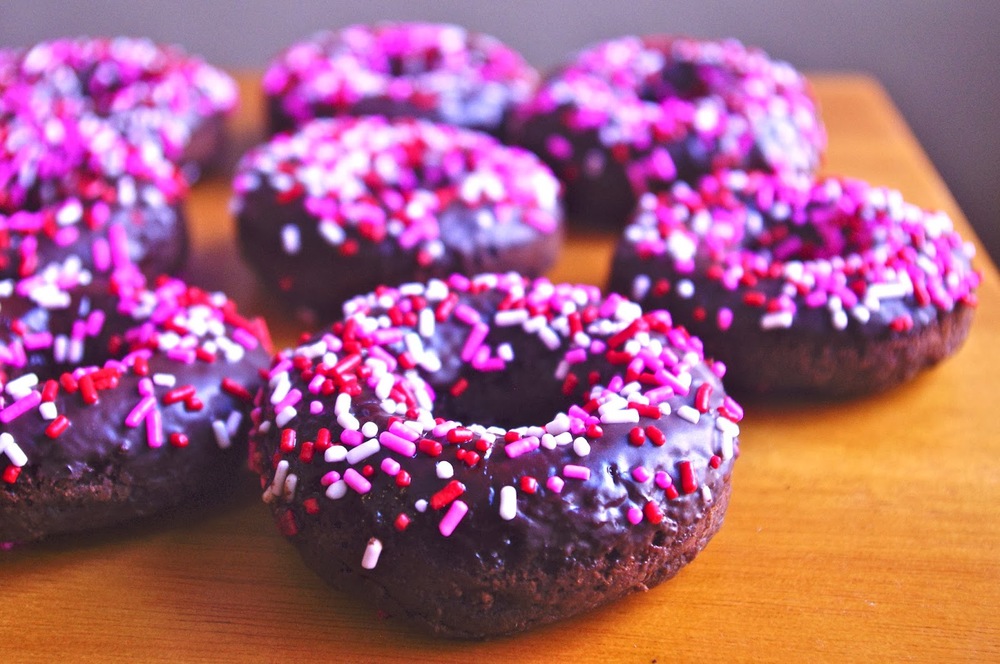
[361,537,383,569]
[435,460,454,479]
[499,485,517,521]
[343,467,372,494]
[563,464,591,481]
[438,499,469,537]
[676,405,701,424]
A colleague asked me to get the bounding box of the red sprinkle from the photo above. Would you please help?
[303,498,321,515]
[646,426,666,446]
[449,378,469,397]
[643,501,664,525]
[520,476,539,494]
[628,426,646,446]
[678,460,698,494]
[169,432,190,447]
[44,415,70,438]
[221,378,253,402]
[2,465,22,484]
[280,428,297,453]
[394,513,411,531]
[695,383,713,413]
[430,479,466,510]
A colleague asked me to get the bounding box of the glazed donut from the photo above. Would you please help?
[509,35,826,228]
[0,266,271,543]
[250,272,740,638]
[233,116,563,321]
[0,104,189,281]
[608,170,981,396]
[263,22,537,138]
[0,36,238,177]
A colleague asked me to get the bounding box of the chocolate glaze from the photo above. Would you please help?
[0,274,271,542]
[251,274,739,638]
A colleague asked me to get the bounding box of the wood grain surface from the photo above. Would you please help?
[3,73,999,662]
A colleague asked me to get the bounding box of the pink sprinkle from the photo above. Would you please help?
[343,468,371,494]
[233,328,260,350]
[654,470,673,489]
[379,430,417,457]
[125,395,157,428]
[631,466,652,482]
[307,373,325,393]
[460,322,490,362]
[92,237,111,272]
[504,436,540,459]
[274,387,303,414]
[145,409,164,448]
[438,499,469,537]
[0,390,42,423]
[340,428,363,447]
[717,307,734,331]
[380,457,401,476]
[546,476,565,493]
[454,304,481,326]
[320,470,341,486]
[138,377,155,397]
[388,421,420,441]
[627,507,643,525]
[309,400,324,415]
[563,464,591,481]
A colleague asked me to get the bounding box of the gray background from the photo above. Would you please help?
[2,1,997,262]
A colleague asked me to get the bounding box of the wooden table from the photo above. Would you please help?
[4,73,999,662]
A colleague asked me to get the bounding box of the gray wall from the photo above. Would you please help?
[2,1,997,262]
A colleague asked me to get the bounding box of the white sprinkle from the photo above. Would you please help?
[541,433,557,450]
[281,224,301,254]
[212,420,232,449]
[720,433,735,460]
[38,401,58,421]
[226,411,243,436]
[270,375,291,404]
[5,374,38,399]
[346,439,380,465]
[701,485,714,504]
[337,412,360,430]
[676,279,695,298]
[152,373,176,387]
[361,421,379,438]
[414,499,428,513]
[334,392,351,415]
[283,473,298,501]
[600,408,640,425]
[0,433,27,466]
[436,460,454,479]
[573,437,591,457]
[499,485,517,521]
[760,310,795,330]
[361,538,383,570]
[325,480,348,500]
[275,406,297,428]
[677,405,701,424]
[324,445,348,463]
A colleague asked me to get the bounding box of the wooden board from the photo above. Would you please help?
[3,73,999,662]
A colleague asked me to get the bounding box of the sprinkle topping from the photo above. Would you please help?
[263,22,537,132]
[253,273,739,570]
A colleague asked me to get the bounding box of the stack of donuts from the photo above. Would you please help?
[2,22,982,640]
[0,37,271,543]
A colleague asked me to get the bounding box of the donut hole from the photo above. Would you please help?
[638,60,711,103]
[746,206,876,263]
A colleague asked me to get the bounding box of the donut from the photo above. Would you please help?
[509,35,826,229]
[608,170,981,396]
[249,272,740,638]
[0,36,238,178]
[232,116,563,321]
[0,266,271,543]
[0,103,189,281]
[262,22,537,138]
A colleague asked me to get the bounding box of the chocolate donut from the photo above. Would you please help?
[233,116,563,321]
[263,22,537,138]
[250,272,740,638]
[0,267,271,543]
[609,170,981,396]
[0,36,238,178]
[0,104,189,280]
[509,35,826,228]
